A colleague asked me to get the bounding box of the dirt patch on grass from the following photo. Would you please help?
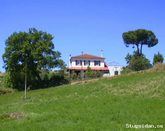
[0,112,25,120]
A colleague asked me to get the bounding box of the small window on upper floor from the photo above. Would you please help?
[80,60,82,66]
[75,60,80,65]
[88,60,90,66]
[94,61,100,66]
[76,60,82,66]
[84,60,87,66]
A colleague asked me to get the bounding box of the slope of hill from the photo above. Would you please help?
[0,71,165,130]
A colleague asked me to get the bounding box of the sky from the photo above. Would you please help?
[0,0,165,72]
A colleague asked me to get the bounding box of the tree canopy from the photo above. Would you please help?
[122,29,158,55]
[3,28,65,89]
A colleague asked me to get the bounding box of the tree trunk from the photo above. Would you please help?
[136,44,140,55]
[140,44,143,55]
[24,63,27,99]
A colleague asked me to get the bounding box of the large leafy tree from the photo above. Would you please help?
[3,28,64,89]
[122,29,158,55]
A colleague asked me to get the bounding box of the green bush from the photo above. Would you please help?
[121,67,133,74]
[126,52,152,71]
[29,71,70,90]
[3,70,70,90]
[70,72,79,80]
[85,67,102,78]
[0,74,14,95]
[4,72,14,88]
[85,67,94,78]
[49,73,69,86]
[153,52,164,65]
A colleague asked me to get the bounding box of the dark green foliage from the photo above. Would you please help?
[95,71,103,77]
[3,28,65,89]
[85,67,102,78]
[27,71,70,90]
[3,72,13,88]
[126,52,152,71]
[153,52,164,65]
[0,74,13,95]
[121,67,133,74]
[125,53,132,64]
[0,74,5,88]
[49,72,70,86]
[123,29,158,71]
[129,55,151,71]
[70,72,78,80]
[122,29,158,55]
[85,67,94,78]
[70,67,102,80]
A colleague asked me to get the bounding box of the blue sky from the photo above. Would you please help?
[0,0,165,71]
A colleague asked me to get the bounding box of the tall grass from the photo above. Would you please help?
[0,70,165,130]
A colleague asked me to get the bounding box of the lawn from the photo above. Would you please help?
[0,71,165,130]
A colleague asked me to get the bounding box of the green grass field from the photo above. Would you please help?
[0,71,165,130]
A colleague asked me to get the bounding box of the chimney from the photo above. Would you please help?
[101,49,103,57]
[69,54,71,67]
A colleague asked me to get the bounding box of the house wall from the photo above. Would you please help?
[108,66,123,76]
[70,58,105,68]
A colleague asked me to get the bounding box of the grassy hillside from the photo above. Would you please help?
[0,71,165,130]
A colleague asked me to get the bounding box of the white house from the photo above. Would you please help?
[68,54,109,76]
[68,53,123,77]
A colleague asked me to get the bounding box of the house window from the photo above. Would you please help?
[88,60,90,66]
[76,60,80,65]
[84,60,87,66]
[80,60,82,66]
[94,61,100,66]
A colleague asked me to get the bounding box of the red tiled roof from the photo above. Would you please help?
[67,67,109,71]
[71,54,104,59]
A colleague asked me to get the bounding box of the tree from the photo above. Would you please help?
[127,52,152,71]
[153,52,164,65]
[125,53,132,64]
[3,28,64,90]
[122,29,158,55]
